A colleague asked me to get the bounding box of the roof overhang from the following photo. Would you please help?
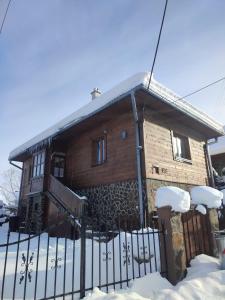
[9,72,224,162]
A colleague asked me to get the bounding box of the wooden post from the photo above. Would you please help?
[158,206,187,285]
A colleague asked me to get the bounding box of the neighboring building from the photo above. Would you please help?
[9,72,224,233]
[210,127,225,179]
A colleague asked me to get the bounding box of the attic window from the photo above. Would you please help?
[172,132,191,162]
[32,151,45,178]
[92,136,107,166]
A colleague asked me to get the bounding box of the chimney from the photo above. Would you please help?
[91,88,101,100]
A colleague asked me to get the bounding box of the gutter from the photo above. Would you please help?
[9,161,23,170]
[130,91,144,226]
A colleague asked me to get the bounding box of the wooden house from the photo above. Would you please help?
[9,72,224,233]
[210,128,225,180]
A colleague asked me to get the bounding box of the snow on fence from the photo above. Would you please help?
[0,218,165,300]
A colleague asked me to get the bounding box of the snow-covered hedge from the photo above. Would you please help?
[155,186,190,213]
[190,186,223,208]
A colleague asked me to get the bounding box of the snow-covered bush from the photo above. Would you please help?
[190,186,223,208]
[155,186,190,213]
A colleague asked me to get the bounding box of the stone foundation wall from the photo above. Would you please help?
[75,180,146,228]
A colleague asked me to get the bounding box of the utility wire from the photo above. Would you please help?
[174,76,225,103]
[147,0,168,90]
[148,75,225,120]
[0,0,12,34]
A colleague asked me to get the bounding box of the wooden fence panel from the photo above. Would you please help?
[182,210,211,266]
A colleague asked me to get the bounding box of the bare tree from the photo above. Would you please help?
[0,167,21,207]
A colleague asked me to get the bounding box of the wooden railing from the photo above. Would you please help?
[48,175,86,218]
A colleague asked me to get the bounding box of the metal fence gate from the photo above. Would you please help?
[0,215,167,299]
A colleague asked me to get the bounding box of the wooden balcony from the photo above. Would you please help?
[48,174,86,218]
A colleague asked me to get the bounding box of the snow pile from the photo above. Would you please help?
[195,204,207,215]
[0,223,160,299]
[210,126,225,156]
[155,186,190,213]
[221,189,225,205]
[85,255,225,300]
[191,186,223,208]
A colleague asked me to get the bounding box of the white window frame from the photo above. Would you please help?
[32,151,45,178]
[171,131,192,163]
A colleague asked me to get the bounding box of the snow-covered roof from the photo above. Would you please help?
[9,72,224,161]
[210,126,225,155]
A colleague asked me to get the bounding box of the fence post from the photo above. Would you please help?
[157,206,187,285]
[206,208,219,257]
[80,208,86,299]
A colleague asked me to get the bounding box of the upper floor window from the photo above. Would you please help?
[172,132,191,162]
[53,156,65,178]
[32,151,45,178]
[92,136,106,166]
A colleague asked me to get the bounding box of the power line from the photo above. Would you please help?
[147,0,168,90]
[0,0,12,34]
[148,75,225,119]
[173,75,225,103]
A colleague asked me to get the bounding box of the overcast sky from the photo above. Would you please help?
[0,0,225,174]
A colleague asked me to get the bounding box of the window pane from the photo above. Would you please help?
[38,153,42,165]
[40,164,44,175]
[102,139,105,162]
[34,155,38,166]
[36,165,41,176]
[33,166,37,177]
[59,168,64,178]
[41,152,45,163]
[97,141,101,163]
[176,137,182,157]
[54,167,59,177]
[173,133,191,160]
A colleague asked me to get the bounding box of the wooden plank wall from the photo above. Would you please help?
[143,109,209,185]
[65,112,137,188]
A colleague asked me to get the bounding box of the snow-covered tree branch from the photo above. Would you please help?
[0,167,21,207]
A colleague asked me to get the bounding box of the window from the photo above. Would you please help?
[32,151,45,178]
[53,156,65,178]
[92,136,106,166]
[172,132,191,162]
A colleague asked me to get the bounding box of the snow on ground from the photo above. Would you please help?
[0,223,160,299]
[84,254,225,300]
[155,186,190,213]
[191,186,223,208]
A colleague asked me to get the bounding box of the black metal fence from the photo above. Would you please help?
[0,215,167,300]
